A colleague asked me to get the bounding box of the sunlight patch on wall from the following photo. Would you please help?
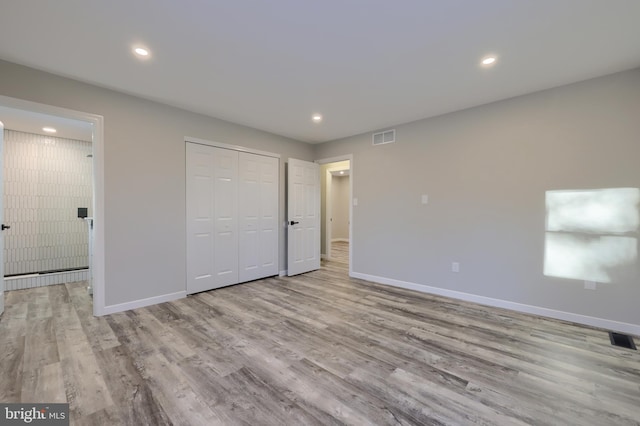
[544,188,639,283]
[547,188,639,234]
[544,233,637,283]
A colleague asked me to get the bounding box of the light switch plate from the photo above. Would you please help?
[353,198,358,206]
[421,194,428,205]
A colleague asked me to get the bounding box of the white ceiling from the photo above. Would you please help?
[1,1,639,144]
[0,105,93,141]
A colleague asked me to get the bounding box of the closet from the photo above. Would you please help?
[186,141,279,294]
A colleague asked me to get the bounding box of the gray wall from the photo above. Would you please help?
[3,57,639,327]
[314,68,640,326]
[0,59,314,307]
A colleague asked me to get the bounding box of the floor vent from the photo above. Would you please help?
[609,332,637,350]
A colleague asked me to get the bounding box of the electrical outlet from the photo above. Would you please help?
[451,262,460,273]
[584,280,596,290]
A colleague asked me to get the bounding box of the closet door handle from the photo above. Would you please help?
[289,221,299,226]
[1,224,10,231]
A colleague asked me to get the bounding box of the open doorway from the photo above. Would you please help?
[0,96,104,316]
[317,156,352,272]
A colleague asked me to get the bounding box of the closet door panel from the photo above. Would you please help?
[257,155,279,275]
[212,148,239,287]
[238,154,260,278]
[239,152,279,282]
[186,144,217,294]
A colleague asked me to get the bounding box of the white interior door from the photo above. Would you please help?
[287,158,320,276]
[186,143,238,294]
[238,152,279,282]
[0,121,4,315]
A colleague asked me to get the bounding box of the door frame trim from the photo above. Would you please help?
[323,162,350,262]
[0,95,105,316]
[185,136,280,159]
[315,154,353,277]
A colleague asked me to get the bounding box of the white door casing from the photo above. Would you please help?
[186,143,239,294]
[316,154,354,277]
[323,160,351,261]
[238,152,279,282]
[287,158,320,276]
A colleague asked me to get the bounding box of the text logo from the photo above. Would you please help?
[0,404,68,425]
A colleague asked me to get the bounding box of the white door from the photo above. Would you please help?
[238,152,279,282]
[0,121,4,315]
[212,148,239,287]
[287,158,320,276]
[186,143,238,294]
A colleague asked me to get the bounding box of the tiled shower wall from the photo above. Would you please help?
[3,129,92,280]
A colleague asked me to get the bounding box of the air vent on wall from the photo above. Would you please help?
[372,129,395,146]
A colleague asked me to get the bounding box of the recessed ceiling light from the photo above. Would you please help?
[312,114,323,123]
[481,56,497,66]
[134,47,150,58]
[42,127,57,133]
[339,170,344,175]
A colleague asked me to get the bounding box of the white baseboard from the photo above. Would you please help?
[100,291,186,316]
[331,238,350,243]
[350,272,640,336]
[279,270,287,277]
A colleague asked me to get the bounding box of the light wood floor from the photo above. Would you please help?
[330,241,349,264]
[1,260,640,425]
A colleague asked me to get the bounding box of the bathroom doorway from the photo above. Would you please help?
[0,96,104,315]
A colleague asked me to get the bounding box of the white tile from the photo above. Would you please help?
[4,130,91,276]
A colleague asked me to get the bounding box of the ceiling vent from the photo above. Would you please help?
[372,129,395,146]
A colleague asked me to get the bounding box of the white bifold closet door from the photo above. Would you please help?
[186,143,238,293]
[186,142,278,294]
[238,152,279,282]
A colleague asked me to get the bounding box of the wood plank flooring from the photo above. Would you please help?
[331,241,349,264]
[1,260,640,425]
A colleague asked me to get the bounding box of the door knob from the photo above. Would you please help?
[289,220,299,226]
[1,224,10,231]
